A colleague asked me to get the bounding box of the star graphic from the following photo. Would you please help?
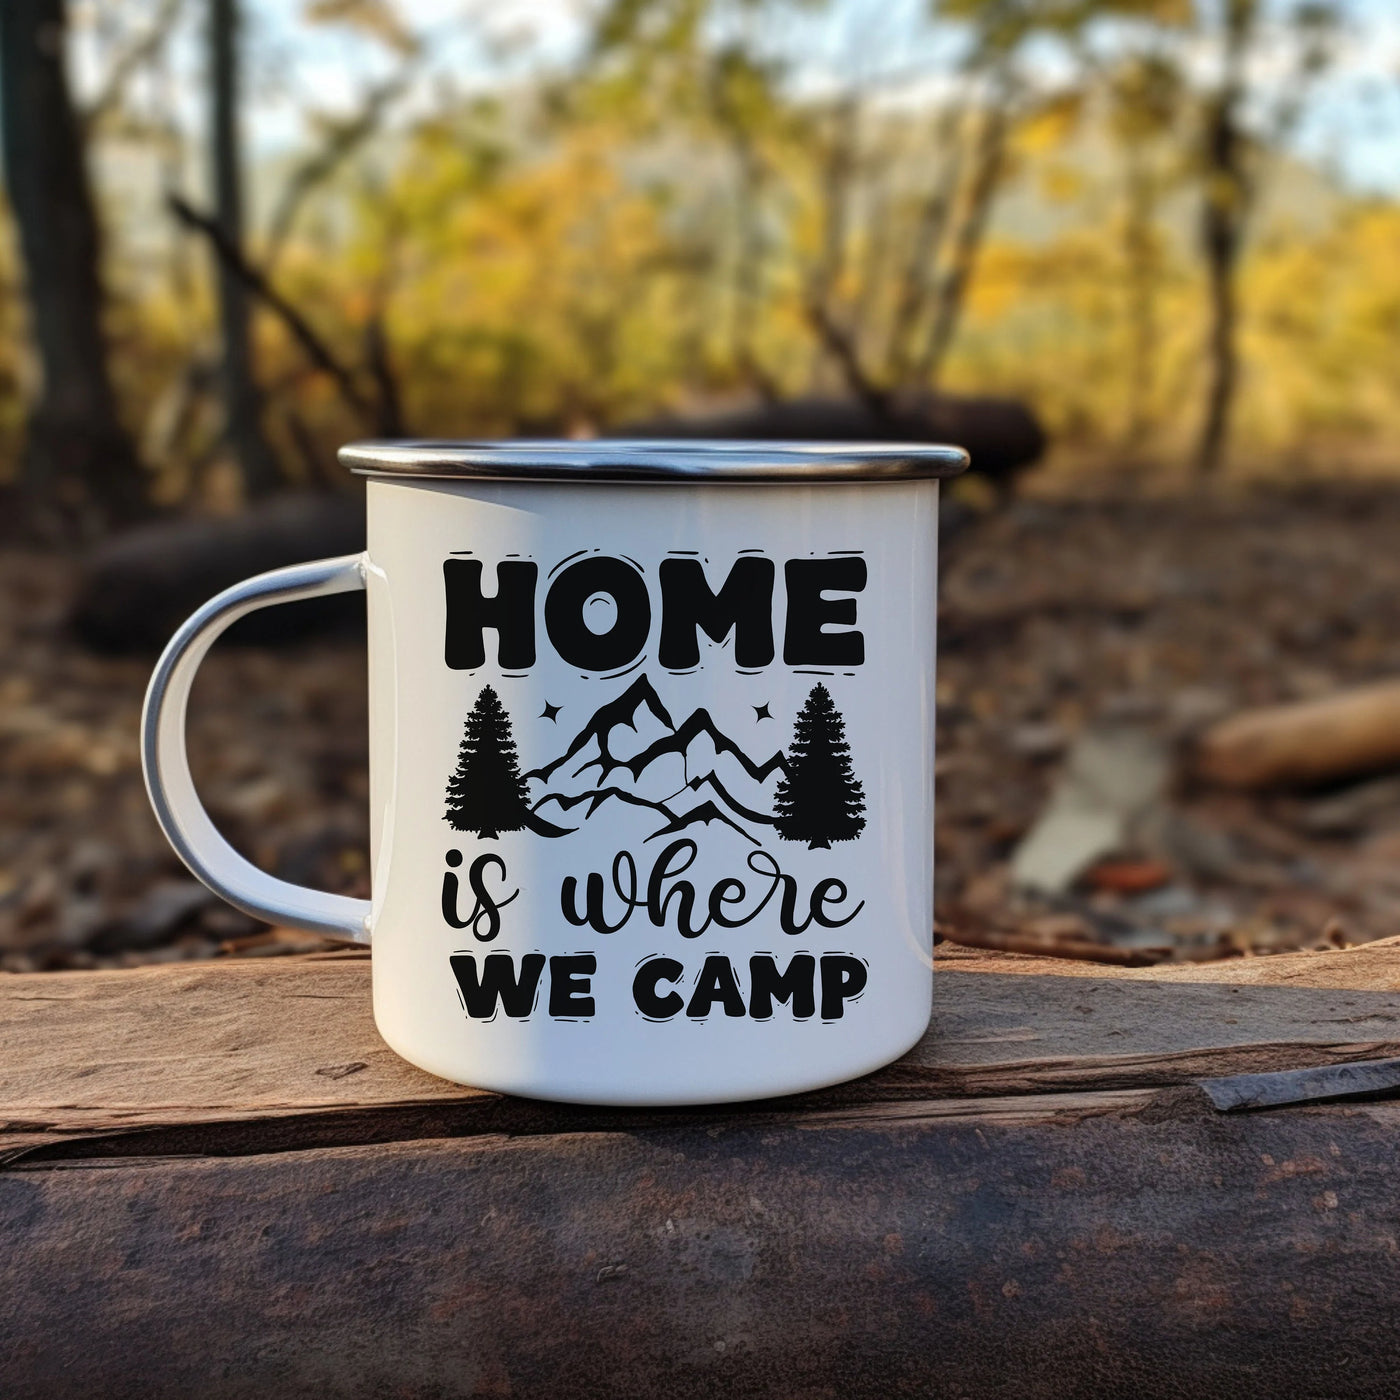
[753,703,772,721]
[541,701,562,722]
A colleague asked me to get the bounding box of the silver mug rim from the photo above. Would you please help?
[340,438,970,483]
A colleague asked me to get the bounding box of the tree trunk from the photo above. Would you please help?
[1197,188,1239,477]
[209,0,282,498]
[1122,153,1158,452]
[0,0,146,535]
[1195,0,1254,479]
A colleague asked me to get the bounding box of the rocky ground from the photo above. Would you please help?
[5,479,1400,970]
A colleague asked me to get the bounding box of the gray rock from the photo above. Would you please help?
[1010,724,1171,895]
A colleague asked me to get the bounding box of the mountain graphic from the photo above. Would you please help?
[677,770,777,827]
[524,675,788,843]
[643,800,760,846]
[582,708,791,785]
[531,786,674,825]
[524,675,676,784]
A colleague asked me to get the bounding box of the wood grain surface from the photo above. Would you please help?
[936,934,1400,988]
[3,941,1399,1398]
[3,941,1399,1143]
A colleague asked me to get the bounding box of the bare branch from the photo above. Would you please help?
[724,136,781,401]
[913,96,1010,388]
[804,95,889,409]
[263,72,412,271]
[705,51,784,403]
[363,313,405,437]
[886,103,964,386]
[280,404,346,490]
[807,95,859,323]
[804,297,888,416]
[167,192,378,426]
[82,0,183,132]
[305,0,419,58]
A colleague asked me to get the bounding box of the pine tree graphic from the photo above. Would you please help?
[773,684,866,849]
[445,685,531,838]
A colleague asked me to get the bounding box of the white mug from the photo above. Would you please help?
[142,440,967,1105]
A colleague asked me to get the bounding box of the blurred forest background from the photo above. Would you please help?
[4,0,1400,971]
[2,0,1396,524]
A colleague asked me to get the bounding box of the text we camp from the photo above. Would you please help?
[448,949,869,1022]
[443,552,868,672]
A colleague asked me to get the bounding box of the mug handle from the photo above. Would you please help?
[140,553,373,943]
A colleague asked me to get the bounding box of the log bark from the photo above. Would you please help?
[4,1094,1400,1398]
[1194,680,1400,790]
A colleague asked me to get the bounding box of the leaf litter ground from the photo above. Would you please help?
[4,480,1400,970]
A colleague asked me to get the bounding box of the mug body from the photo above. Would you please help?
[358,445,954,1105]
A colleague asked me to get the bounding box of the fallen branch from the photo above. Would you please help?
[1200,1056,1400,1112]
[1195,679,1400,790]
[935,919,1172,967]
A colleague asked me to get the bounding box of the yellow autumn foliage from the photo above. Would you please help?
[6,80,1398,490]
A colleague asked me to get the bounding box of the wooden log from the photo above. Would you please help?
[2,946,1399,1397]
[70,491,365,654]
[1194,679,1400,790]
[4,950,1400,1148]
[4,1096,1400,1398]
[617,393,1046,495]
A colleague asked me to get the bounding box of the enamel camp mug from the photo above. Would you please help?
[142,439,968,1105]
